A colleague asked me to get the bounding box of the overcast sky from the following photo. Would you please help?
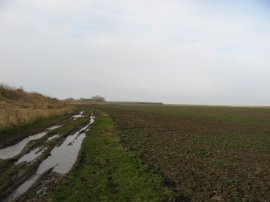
[1,0,270,105]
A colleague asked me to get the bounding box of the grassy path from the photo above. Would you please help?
[47,111,172,202]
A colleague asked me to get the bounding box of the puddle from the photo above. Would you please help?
[38,132,86,174]
[8,174,40,201]
[7,116,95,201]
[47,125,61,131]
[47,134,60,141]
[0,125,61,160]
[15,148,45,165]
[72,111,85,120]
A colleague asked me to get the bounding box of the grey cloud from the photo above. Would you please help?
[0,0,270,105]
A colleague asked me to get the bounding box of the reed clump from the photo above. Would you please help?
[0,84,73,129]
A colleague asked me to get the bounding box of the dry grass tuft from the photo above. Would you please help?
[0,83,73,129]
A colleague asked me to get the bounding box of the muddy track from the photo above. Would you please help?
[0,111,95,202]
[0,114,73,150]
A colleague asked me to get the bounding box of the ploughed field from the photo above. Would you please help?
[93,104,270,201]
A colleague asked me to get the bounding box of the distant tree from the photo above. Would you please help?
[91,95,105,102]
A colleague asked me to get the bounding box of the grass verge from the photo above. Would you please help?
[0,83,73,129]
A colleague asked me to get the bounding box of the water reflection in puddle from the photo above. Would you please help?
[72,111,85,120]
[38,132,86,174]
[8,174,40,201]
[0,125,61,159]
[47,134,60,141]
[15,148,45,165]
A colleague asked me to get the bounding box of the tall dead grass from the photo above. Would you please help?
[0,84,73,129]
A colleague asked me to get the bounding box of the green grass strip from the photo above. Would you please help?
[47,111,172,202]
